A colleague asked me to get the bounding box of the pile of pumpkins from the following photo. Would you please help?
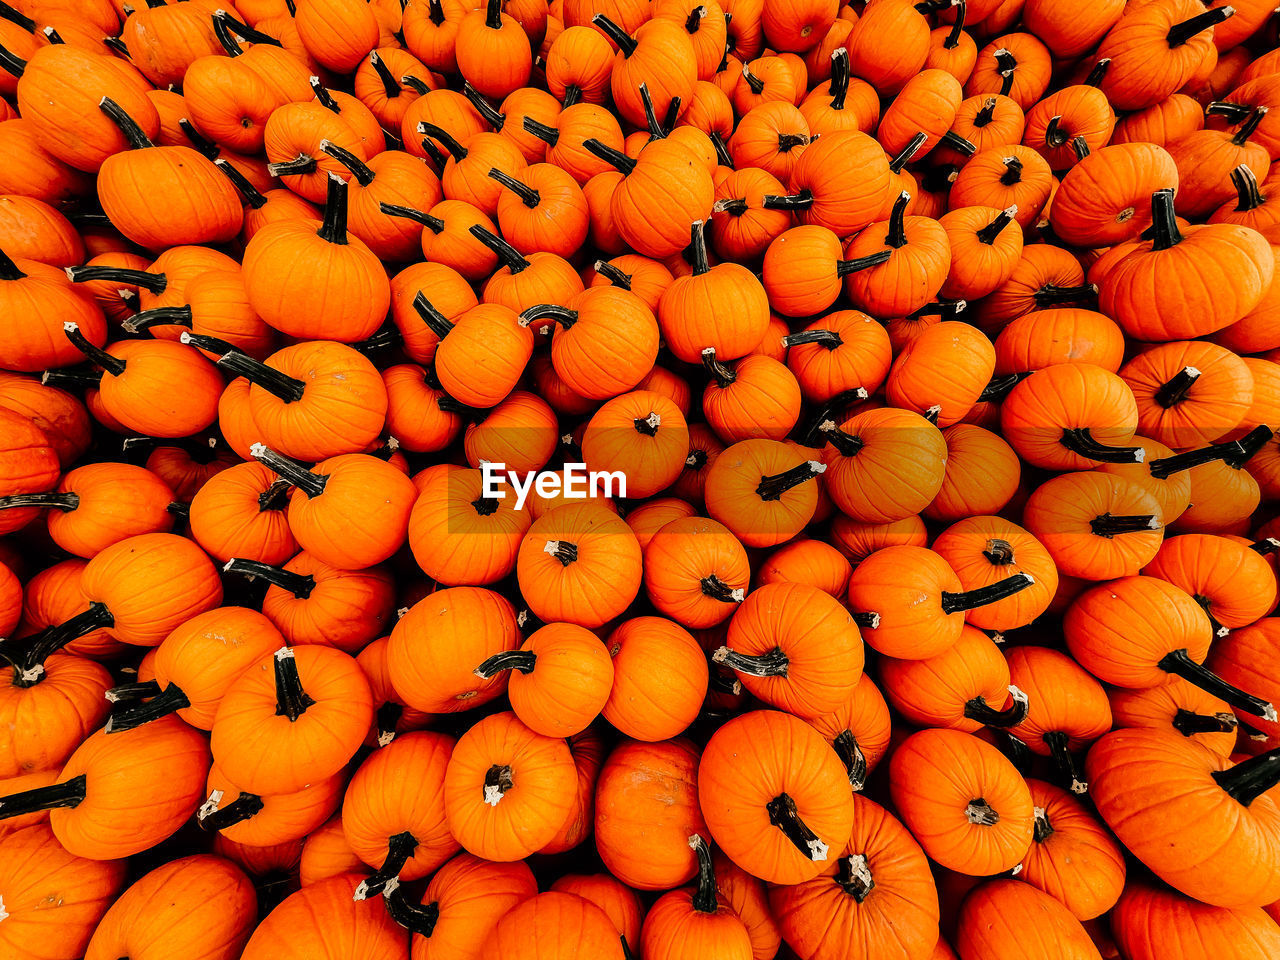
[7,0,1280,957]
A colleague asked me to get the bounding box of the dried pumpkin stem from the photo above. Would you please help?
[1148,188,1183,250]
[520,303,578,329]
[418,122,468,162]
[543,540,579,565]
[684,5,706,32]
[1069,135,1090,161]
[836,853,875,902]
[762,190,815,211]
[1207,99,1253,123]
[975,206,1018,244]
[710,131,734,168]
[379,202,445,233]
[1230,164,1266,211]
[638,83,666,140]
[309,77,341,114]
[402,74,432,95]
[713,645,788,677]
[1153,365,1201,408]
[249,445,328,498]
[1158,649,1276,721]
[999,155,1023,185]
[105,679,162,704]
[1032,283,1097,306]
[0,773,87,820]
[1088,513,1158,537]
[1147,425,1273,478]
[376,702,403,747]
[1032,806,1053,843]
[561,85,582,108]
[273,646,316,721]
[852,611,880,629]
[383,881,441,936]
[65,267,161,296]
[982,538,1015,565]
[0,1,35,31]
[977,372,1027,403]
[701,347,736,388]
[884,191,911,248]
[1042,730,1088,794]
[522,115,560,146]
[1059,427,1143,463]
[212,10,281,46]
[1211,748,1280,807]
[836,250,893,276]
[2,602,113,682]
[634,411,662,435]
[592,260,632,289]
[413,292,457,339]
[782,329,843,350]
[369,51,401,99]
[939,572,1034,614]
[993,49,1016,96]
[211,14,247,56]
[1252,538,1280,556]
[765,792,827,861]
[0,491,78,511]
[741,62,765,94]
[832,729,868,790]
[267,153,318,177]
[462,82,506,130]
[964,798,1000,825]
[682,220,710,274]
[105,681,191,733]
[939,130,976,157]
[99,97,155,150]
[890,132,929,172]
[178,118,221,161]
[709,672,741,695]
[181,332,307,403]
[964,686,1030,728]
[197,790,264,831]
[213,159,268,208]
[62,322,126,375]
[320,141,375,186]
[592,12,637,55]
[122,306,193,334]
[1166,5,1234,47]
[1084,58,1110,87]
[40,368,103,389]
[756,460,825,501]
[818,419,864,457]
[1233,106,1269,146]
[484,764,515,805]
[700,574,745,603]
[972,97,997,128]
[317,174,350,244]
[474,649,538,678]
[356,831,420,900]
[469,224,532,272]
[687,834,719,913]
[224,558,317,599]
[944,0,966,47]
[1171,708,1238,737]
[489,168,541,208]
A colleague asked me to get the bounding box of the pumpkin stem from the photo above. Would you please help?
[543,540,579,565]
[939,572,1034,614]
[634,411,662,435]
[484,764,515,805]
[522,115,560,146]
[178,118,221,161]
[473,649,538,679]
[1252,537,1280,556]
[975,205,1018,244]
[249,445,329,498]
[379,202,445,233]
[741,61,765,94]
[197,789,264,831]
[1167,5,1234,47]
[376,701,403,747]
[98,97,154,150]
[999,155,1024,185]
[943,0,966,47]
[63,322,126,376]
[520,303,578,329]
[939,130,976,157]
[1148,188,1183,250]
[469,224,532,272]
[1207,99,1252,124]
[713,645,788,676]
[782,329,843,350]
[993,49,1016,96]
[0,773,87,820]
[1171,708,1238,737]
[267,153,318,177]
[1069,135,1090,160]
[180,333,306,403]
[852,611,880,629]
[762,190,815,211]
[835,853,874,901]
[1042,115,1071,149]
[368,51,401,99]
[1032,283,1097,306]
[832,729,868,790]
[418,122,468,162]
[591,13,637,55]
[765,792,828,861]
[977,372,1028,403]
[828,47,850,109]
[684,5,706,32]
[973,96,998,128]
[0,1,35,31]
[213,159,269,208]
[354,830,420,900]
[402,74,433,95]
[211,13,246,56]
[1153,365,1201,408]
[413,293,457,339]
[890,132,929,173]
[964,798,1000,825]
[836,250,893,276]
[700,347,737,388]
[884,191,911,248]
[1158,649,1277,721]
[320,140,376,186]
[489,168,541,208]
[223,558,317,599]
[1042,730,1088,794]
[0,492,78,511]
[105,679,161,704]
[1230,164,1266,211]
[710,131,734,168]
[40,367,104,389]
[309,76,342,114]
[0,602,113,683]
[638,83,666,139]
[383,880,440,936]
[1233,106,1268,146]
[0,248,24,280]
[709,671,741,695]
[686,834,720,914]
[592,260,632,289]
[1147,425,1273,478]
[273,646,316,721]
[461,82,506,130]
[581,137,637,174]
[1088,513,1159,537]
[254,476,290,512]
[818,419,864,457]
[756,459,825,501]
[561,84,583,108]
[121,305,193,334]
[1032,805,1053,843]
[981,538,1015,565]
[1059,427,1144,464]
[700,574,745,603]
[316,174,350,244]
[1211,748,1280,807]
[212,10,281,47]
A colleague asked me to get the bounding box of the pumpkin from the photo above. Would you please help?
[641,833,753,960]
[704,438,825,548]
[1109,676,1241,758]
[1111,881,1280,960]
[550,873,645,957]
[188,461,298,566]
[240,873,407,960]
[955,879,1102,960]
[198,761,345,848]
[602,615,709,741]
[643,515,750,628]
[1096,0,1231,111]
[480,891,626,960]
[1207,618,1280,739]
[1144,533,1278,632]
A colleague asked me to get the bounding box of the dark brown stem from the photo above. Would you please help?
[1231,164,1266,211]
[0,492,78,511]
[1043,730,1088,794]
[180,333,306,403]
[939,573,1034,615]
[384,881,440,935]
[0,42,26,78]
[488,168,540,208]
[700,574,744,603]
[1233,106,1269,146]
[766,793,828,860]
[273,647,316,721]
[1084,58,1110,87]
[418,121,468,162]
[402,74,432,95]
[224,558,317,598]
[310,77,341,114]
[742,62,764,94]
[1,602,113,682]
[369,51,401,99]
[714,645,786,676]
[413,292,456,339]
[836,250,893,276]
[0,249,23,280]
[483,764,515,804]
[1060,428,1144,464]
[473,649,538,678]
[1160,649,1276,721]
[267,153,317,177]
[973,97,997,127]
[544,540,578,565]
[64,323,126,375]
[835,854,874,901]
[1167,5,1234,47]
[379,203,445,233]
[1149,189,1182,250]
[832,729,867,790]
[522,115,560,146]
[1171,708,1238,737]
[964,689,1030,727]
[828,47,849,109]
[1089,513,1159,537]
[320,141,375,186]
[1033,283,1098,306]
[890,132,928,172]
[121,306,193,334]
[197,790,264,831]
[782,329,842,350]
[249,445,329,498]
[939,130,976,157]
[884,191,910,248]
[317,174,349,244]
[977,372,1028,403]
[964,798,1000,825]
[469,224,531,272]
[0,774,87,820]
[592,260,631,289]
[1211,748,1280,806]
[520,303,578,328]
[1153,366,1200,408]
[756,460,824,501]
[1148,425,1273,478]
[819,420,864,457]
[976,206,1017,244]
[581,137,637,175]
[994,49,1016,96]
[762,190,815,211]
[355,831,420,900]
[461,82,506,130]
[591,13,637,56]
[99,97,154,150]
[214,159,268,208]
[1000,155,1024,185]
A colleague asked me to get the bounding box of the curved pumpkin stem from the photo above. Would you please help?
[755,460,825,502]
[0,491,78,511]
[592,260,632,289]
[105,679,161,704]
[1148,188,1183,250]
[380,202,445,234]
[765,792,827,861]
[267,153,317,177]
[1147,425,1273,479]
[0,773,87,821]
[484,764,515,805]
[890,132,929,173]
[1042,730,1088,794]
[462,82,507,130]
[939,572,1034,615]
[1158,649,1277,721]
[473,649,537,679]
[63,322,126,376]
[1059,428,1144,464]
[413,292,457,339]
[1042,114,1067,148]
[741,61,765,95]
[105,682,191,734]
[817,419,864,457]
[687,834,720,913]
[591,13,637,56]
[0,601,114,686]
[211,158,267,208]
[197,789,264,831]
[469,224,532,273]
[1167,5,1233,47]
[963,685,1030,729]
[832,729,868,791]
[972,96,997,128]
[355,830,420,901]
[1230,164,1266,212]
[884,191,911,248]
[99,97,155,150]
[852,611,880,629]
[121,305,193,335]
[489,168,541,208]
[638,83,667,140]
[520,303,578,329]
[835,852,874,902]
[1233,106,1269,146]
[522,115,560,147]
[709,130,734,168]
[1153,365,1201,408]
[975,206,1018,245]
[180,332,307,403]
[212,9,281,47]
[701,574,745,603]
[977,372,1028,403]
[993,49,1016,97]
[828,47,850,109]
[368,51,401,99]
[1171,708,1238,737]
[224,558,317,599]
[0,44,25,79]
[999,155,1024,186]
[250,445,328,498]
[309,77,342,114]
[938,130,976,157]
[383,880,441,937]
[836,249,894,276]
[1032,282,1097,307]
[964,797,1000,825]
[714,644,787,676]
[1211,748,1280,807]
[782,329,843,351]
[581,137,638,175]
[317,174,350,244]
[402,74,432,96]
[761,190,815,211]
[543,540,578,565]
[273,646,316,722]
[701,347,736,388]
[320,141,376,186]
[1089,513,1159,537]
